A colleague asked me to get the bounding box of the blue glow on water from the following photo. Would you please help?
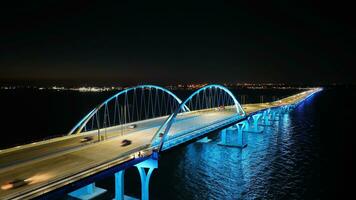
[145,95,320,199]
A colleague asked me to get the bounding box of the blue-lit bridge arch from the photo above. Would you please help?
[151,84,246,151]
[68,85,189,135]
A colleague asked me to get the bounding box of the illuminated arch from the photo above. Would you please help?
[150,84,245,151]
[68,85,189,135]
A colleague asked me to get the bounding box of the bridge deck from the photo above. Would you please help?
[0,88,320,199]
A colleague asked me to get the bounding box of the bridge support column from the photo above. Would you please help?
[287,105,295,111]
[270,110,279,121]
[218,122,247,148]
[68,183,106,200]
[235,122,248,148]
[113,170,129,200]
[218,127,231,146]
[219,129,227,145]
[245,114,263,133]
[280,106,287,114]
[113,156,158,200]
[281,105,293,114]
[135,158,158,200]
[261,110,272,126]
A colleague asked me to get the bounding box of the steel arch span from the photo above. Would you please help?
[68,85,189,135]
[150,84,245,151]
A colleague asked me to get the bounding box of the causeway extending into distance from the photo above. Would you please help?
[0,84,322,200]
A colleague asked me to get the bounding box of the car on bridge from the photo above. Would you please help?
[121,139,132,147]
[215,105,225,111]
[80,136,94,143]
[128,124,137,129]
[1,179,31,190]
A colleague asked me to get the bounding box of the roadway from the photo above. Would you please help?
[0,111,235,199]
[0,88,320,199]
[0,113,201,169]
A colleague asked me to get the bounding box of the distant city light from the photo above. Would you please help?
[0,84,312,92]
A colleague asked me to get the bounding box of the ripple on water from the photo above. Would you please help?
[148,106,321,200]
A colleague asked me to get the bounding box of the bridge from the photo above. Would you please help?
[0,84,322,200]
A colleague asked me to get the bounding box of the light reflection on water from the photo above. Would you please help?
[151,103,318,200]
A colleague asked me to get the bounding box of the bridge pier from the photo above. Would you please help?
[219,129,227,145]
[136,158,158,200]
[235,122,248,148]
[218,122,247,148]
[113,158,158,200]
[280,106,287,114]
[261,110,272,126]
[269,109,280,121]
[68,183,107,200]
[287,105,295,111]
[281,105,294,114]
[113,170,129,200]
[244,114,263,133]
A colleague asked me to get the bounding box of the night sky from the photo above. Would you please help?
[0,1,354,85]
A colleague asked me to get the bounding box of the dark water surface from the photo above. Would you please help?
[0,88,354,199]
